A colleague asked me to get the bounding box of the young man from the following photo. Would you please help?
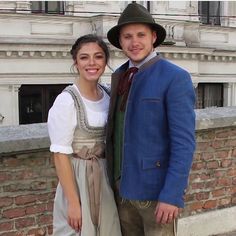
[106,3,196,236]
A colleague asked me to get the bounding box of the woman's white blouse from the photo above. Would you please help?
[47,84,109,154]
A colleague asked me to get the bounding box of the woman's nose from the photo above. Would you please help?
[88,57,95,65]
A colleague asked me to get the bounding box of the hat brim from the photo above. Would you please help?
[107,21,166,49]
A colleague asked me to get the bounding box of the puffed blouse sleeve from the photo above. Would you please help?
[47,91,76,154]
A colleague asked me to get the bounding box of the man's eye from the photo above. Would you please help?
[139,33,145,37]
[124,35,131,39]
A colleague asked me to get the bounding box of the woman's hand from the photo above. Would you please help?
[67,200,82,232]
[53,153,82,232]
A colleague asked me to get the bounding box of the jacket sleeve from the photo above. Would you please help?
[158,69,196,208]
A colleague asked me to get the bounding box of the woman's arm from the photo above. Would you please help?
[54,153,82,232]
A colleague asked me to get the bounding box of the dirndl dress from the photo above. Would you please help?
[52,86,121,236]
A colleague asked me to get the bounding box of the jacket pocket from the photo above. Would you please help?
[141,157,167,188]
[142,157,168,170]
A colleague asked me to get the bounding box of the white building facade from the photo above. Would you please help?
[0,1,236,126]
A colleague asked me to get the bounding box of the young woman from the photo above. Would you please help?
[47,34,121,236]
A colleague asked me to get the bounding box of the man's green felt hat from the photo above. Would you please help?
[107,3,166,49]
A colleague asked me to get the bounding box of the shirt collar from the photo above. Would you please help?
[128,51,157,69]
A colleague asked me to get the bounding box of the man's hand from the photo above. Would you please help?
[67,201,82,232]
[155,202,179,224]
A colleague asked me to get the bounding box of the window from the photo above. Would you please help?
[195,83,223,109]
[199,1,221,25]
[19,84,69,124]
[31,1,64,14]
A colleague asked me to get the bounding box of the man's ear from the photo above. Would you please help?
[152,31,157,45]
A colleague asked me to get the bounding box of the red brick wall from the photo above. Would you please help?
[183,127,236,217]
[0,126,236,235]
[0,151,57,236]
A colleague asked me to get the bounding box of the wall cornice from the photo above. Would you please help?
[0,45,236,63]
[111,46,236,63]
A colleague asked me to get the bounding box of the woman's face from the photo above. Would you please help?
[75,42,106,82]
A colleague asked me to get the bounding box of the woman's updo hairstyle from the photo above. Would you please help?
[70,34,110,64]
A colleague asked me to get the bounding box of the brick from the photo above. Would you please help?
[0,232,18,236]
[15,217,35,229]
[214,150,229,159]
[184,194,195,202]
[212,140,225,149]
[0,171,12,181]
[226,168,236,177]
[205,180,217,188]
[230,139,236,147]
[212,188,226,197]
[30,181,47,191]
[200,173,212,180]
[43,168,57,177]
[215,130,230,138]
[189,173,200,182]
[215,170,226,177]
[207,161,219,169]
[26,204,47,215]
[229,186,236,194]
[193,153,201,161]
[232,149,236,157]
[37,214,53,225]
[196,142,212,151]
[27,228,46,236]
[47,225,53,235]
[221,159,232,168]
[232,197,236,204]
[217,178,232,187]
[15,169,40,180]
[189,201,204,211]
[201,152,214,161]
[191,182,205,190]
[228,129,236,137]
[203,200,217,209]
[15,195,37,205]
[197,130,215,140]
[0,221,14,231]
[4,183,31,192]
[196,192,210,201]
[2,208,26,219]
[37,192,56,203]
[0,197,13,208]
[20,155,46,167]
[191,162,206,170]
[3,157,21,167]
[47,202,54,211]
[219,198,231,207]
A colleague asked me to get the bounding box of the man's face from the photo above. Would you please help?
[119,23,157,65]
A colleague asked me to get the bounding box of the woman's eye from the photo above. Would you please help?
[96,55,104,59]
[79,56,88,60]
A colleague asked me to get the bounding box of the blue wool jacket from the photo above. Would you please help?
[106,54,196,208]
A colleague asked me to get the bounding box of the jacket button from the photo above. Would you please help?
[156,161,161,167]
